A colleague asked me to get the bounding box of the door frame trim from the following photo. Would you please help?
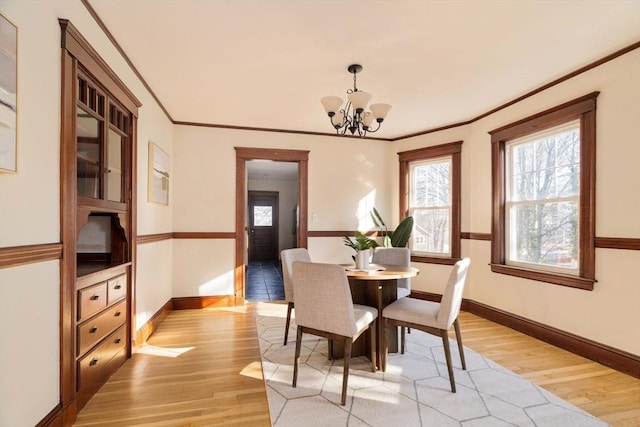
[235,147,309,304]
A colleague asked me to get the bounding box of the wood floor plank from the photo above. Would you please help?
[73,304,639,426]
[74,306,271,427]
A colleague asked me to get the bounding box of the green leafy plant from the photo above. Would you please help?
[370,207,414,248]
[343,231,379,252]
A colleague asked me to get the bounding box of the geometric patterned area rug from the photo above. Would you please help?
[255,302,608,427]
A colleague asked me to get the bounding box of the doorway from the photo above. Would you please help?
[245,167,291,302]
[248,191,279,261]
[234,147,309,304]
[247,188,282,302]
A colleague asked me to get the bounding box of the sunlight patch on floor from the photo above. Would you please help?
[240,360,265,380]
[135,344,194,358]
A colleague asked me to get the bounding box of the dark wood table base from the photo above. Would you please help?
[330,278,398,369]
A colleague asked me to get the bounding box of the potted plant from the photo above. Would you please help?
[370,207,414,248]
[343,231,378,270]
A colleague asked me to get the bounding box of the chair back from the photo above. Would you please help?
[436,257,471,328]
[372,247,411,292]
[281,248,311,303]
[292,262,357,337]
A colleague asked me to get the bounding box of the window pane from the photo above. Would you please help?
[411,160,450,207]
[409,157,452,256]
[77,107,102,198]
[509,122,580,202]
[509,201,578,269]
[253,206,272,226]
[412,208,450,254]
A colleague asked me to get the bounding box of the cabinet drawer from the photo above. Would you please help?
[108,274,127,304]
[78,282,108,321]
[77,325,126,392]
[78,300,127,356]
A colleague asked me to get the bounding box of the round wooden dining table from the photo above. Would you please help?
[335,263,420,369]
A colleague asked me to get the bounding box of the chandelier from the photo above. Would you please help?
[320,64,391,137]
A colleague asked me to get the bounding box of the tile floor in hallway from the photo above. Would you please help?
[246,259,285,302]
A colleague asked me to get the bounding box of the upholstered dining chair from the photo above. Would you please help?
[291,261,378,406]
[382,257,471,393]
[372,247,412,298]
[280,248,311,345]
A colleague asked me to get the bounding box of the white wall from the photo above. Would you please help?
[172,125,391,295]
[0,1,174,425]
[392,49,640,355]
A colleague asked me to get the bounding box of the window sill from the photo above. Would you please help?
[411,255,459,265]
[490,264,595,290]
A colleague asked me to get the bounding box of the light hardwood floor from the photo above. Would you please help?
[74,306,271,427]
[74,303,640,426]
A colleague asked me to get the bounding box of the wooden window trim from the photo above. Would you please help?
[398,141,462,264]
[489,92,599,290]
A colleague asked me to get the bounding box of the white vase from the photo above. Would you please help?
[355,249,371,270]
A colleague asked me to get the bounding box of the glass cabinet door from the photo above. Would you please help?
[107,128,123,202]
[76,106,102,199]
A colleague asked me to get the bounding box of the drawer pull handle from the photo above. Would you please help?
[114,284,122,290]
[115,311,122,317]
[90,295,100,301]
[89,358,98,366]
[115,338,121,344]
[89,326,98,334]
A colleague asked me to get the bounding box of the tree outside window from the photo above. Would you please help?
[410,158,452,256]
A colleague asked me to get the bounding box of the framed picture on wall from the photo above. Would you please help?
[0,13,17,173]
[148,141,170,205]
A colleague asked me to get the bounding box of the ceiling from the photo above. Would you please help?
[87,0,640,140]
[246,159,298,181]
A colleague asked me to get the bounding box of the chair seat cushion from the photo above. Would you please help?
[382,297,442,328]
[353,304,378,333]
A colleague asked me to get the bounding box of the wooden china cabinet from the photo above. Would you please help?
[59,20,140,423]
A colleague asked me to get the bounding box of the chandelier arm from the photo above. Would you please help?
[364,120,382,133]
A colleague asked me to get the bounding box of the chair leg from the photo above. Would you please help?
[440,329,456,393]
[382,318,388,372]
[401,326,406,354]
[341,338,353,406]
[369,321,376,372]
[328,338,333,361]
[283,301,294,345]
[292,327,303,388]
[453,318,466,370]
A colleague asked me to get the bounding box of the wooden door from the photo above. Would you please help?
[248,191,279,261]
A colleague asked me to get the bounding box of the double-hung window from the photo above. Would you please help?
[399,141,462,265]
[490,93,598,290]
[505,121,580,274]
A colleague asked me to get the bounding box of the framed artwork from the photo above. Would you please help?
[0,13,17,173]
[148,142,170,205]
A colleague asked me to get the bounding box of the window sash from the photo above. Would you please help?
[409,206,451,256]
[504,120,581,275]
[505,198,579,275]
[409,157,452,256]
